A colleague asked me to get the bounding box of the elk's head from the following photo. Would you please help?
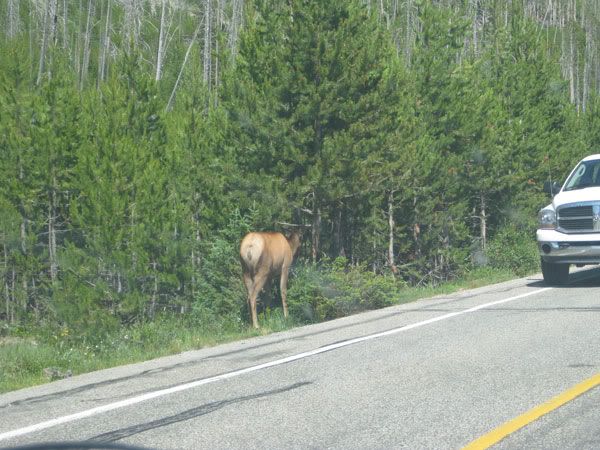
[280,223,309,258]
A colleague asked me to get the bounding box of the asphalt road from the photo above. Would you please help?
[1,270,599,450]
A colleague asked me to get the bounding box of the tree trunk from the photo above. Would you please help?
[6,0,21,39]
[471,0,480,56]
[19,218,27,312]
[150,261,158,319]
[166,20,202,111]
[479,192,487,250]
[80,0,95,90]
[74,0,83,79]
[32,277,39,319]
[155,0,167,81]
[228,0,243,59]
[388,191,399,274]
[49,0,58,46]
[17,156,27,311]
[203,0,212,88]
[62,0,68,49]
[189,207,201,311]
[568,4,576,106]
[405,0,413,64]
[379,0,389,28]
[2,235,9,323]
[29,6,34,77]
[98,0,112,85]
[413,195,421,259]
[11,268,17,322]
[582,20,591,112]
[36,0,51,85]
[311,201,321,263]
[48,179,58,283]
[214,0,224,103]
[332,205,343,257]
[123,0,142,52]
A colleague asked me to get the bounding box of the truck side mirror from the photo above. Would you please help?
[543,181,561,196]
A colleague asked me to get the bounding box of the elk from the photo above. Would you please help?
[240,229,302,328]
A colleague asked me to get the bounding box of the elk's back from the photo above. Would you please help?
[240,232,291,275]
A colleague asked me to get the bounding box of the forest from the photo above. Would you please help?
[1,0,600,345]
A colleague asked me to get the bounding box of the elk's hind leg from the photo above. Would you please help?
[243,270,254,319]
[248,267,270,328]
[280,265,290,318]
[243,271,253,300]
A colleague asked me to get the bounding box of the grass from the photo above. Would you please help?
[0,266,531,394]
[0,312,301,394]
[395,266,521,303]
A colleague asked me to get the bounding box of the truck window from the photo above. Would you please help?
[564,160,600,190]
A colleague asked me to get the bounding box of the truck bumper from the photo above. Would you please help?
[537,229,600,264]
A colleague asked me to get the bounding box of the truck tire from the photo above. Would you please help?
[541,259,569,285]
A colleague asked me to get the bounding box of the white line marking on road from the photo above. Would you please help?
[0,287,552,442]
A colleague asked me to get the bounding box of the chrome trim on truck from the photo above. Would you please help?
[557,202,600,233]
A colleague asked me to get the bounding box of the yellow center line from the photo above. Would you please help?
[463,372,600,450]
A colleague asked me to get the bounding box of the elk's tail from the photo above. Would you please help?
[240,233,265,275]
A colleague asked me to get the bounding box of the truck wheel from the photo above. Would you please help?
[541,259,569,285]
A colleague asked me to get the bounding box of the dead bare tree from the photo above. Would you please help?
[387,190,399,274]
[155,0,168,81]
[61,0,68,48]
[122,0,143,52]
[213,0,224,96]
[6,0,21,39]
[48,177,58,283]
[79,0,95,90]
[36,0,52,85]
[166,16,202,111]
[202,0,212,88]
[98,0,112,85]
[227,0,243,60]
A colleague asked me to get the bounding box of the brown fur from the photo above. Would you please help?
[240,231,301,328]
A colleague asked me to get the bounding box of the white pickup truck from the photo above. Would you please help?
[537,154,600,285]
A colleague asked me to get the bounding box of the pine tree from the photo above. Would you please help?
[229,0,403,263]
[407,4,472,281]
[0,48,82,320]
[484,13,579,224]
[66,57,173,325]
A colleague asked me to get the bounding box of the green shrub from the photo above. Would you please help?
[192,209,253,322]
[287,258,407,323]
[486,225,539,276]
[194,236,246,319]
